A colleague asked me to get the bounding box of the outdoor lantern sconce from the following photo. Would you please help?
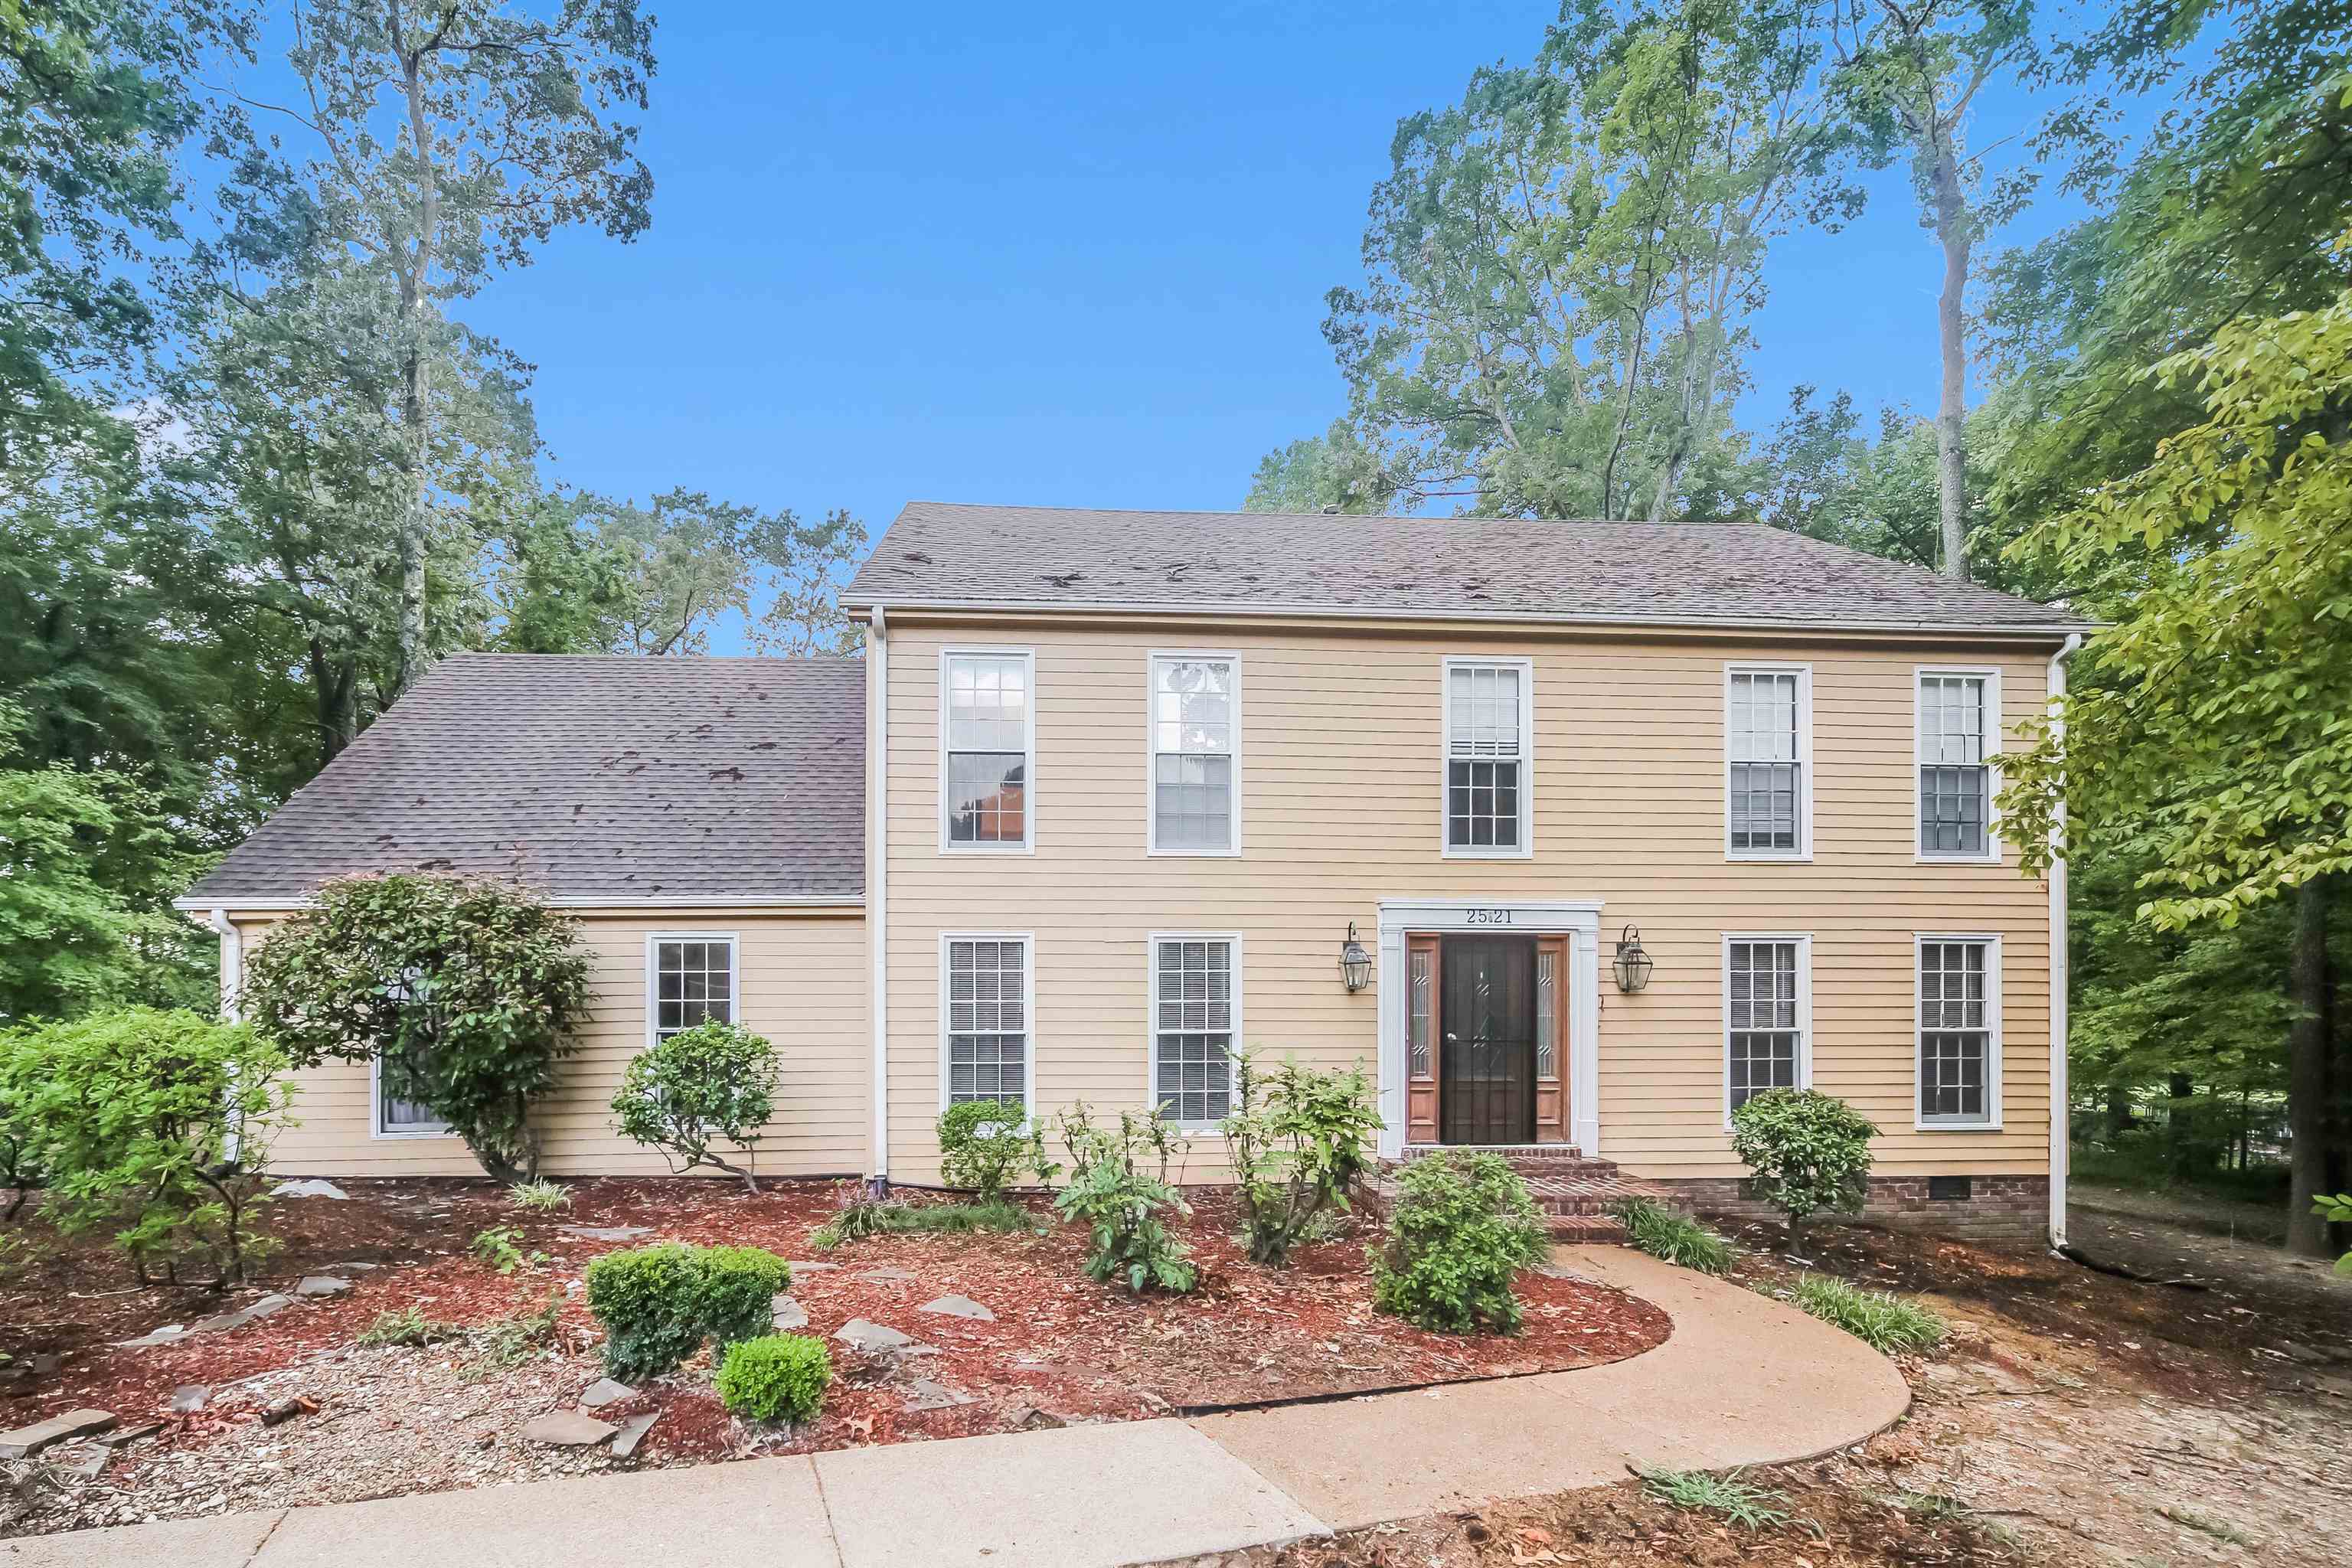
[1612,924,1654,993]
[1338,923,1374,991]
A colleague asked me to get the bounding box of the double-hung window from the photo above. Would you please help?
[1151,936,1237,1125]
[943,936,1030,1109]
[1724,936,1809,1116]
[942,650,1034,851]
[1149,655,1238,853]
[1442,658,1533,855]
[375,1063,449,1136]
[1918,936,1999,1127]
[1725,665,1809,856]
[1917,669,1997,859]
[652,935,737,1040]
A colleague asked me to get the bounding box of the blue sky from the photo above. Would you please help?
[447,4,2145,541]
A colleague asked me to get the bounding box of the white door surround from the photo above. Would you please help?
[1374,898,1605,1160]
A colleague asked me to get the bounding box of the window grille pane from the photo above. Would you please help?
[946,656,1030,844]
[1726,941,1802,1110]
[946,753,1027,843]
[1919,764,1987,854]
[946,656,1028,750]
[1154,754,1233,850]
[946,939,1027,1105]
[1152,660,1233,754]
[1447,759,1520,848]
[1447,665,1521,758]
[1919,1032,1987,1119]
[1919,940,1991,1122]
[1408,946,1432,1078]
[1154,939,1233,1121]
[1727,671,1798,762]
[655,939,735,1039]
[1729,761,1800,851]
[1534,949,1557,1080]
[1918,675,1985,764]
[1728,1031,1800,1109]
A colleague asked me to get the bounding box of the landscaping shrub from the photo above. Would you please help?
[808,1191,903,1248]
[1728,1089,1878,1243]
[237,873,593,1183]
[356,1306,467,1348]
[1789,1274,1947,1354]
[584,1242,793,1380]
[714,1333,831,1424]
[1220,1050,1382,1267]
[1609,1197,1733,1275]
[470,1224,545,1275]
[611,1021,779,1193]
[0,1008,292,1284]
[2315,1193,2352,1274]
[585,1243,708,1381]
[936,1098,1057,1200]
[1053,1102,1196,1293]
[696,1244,792,1349]
[1370,1151,1549,1333]
[508,1179,571,1213]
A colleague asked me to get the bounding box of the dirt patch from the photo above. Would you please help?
[0,1178,1668,1537]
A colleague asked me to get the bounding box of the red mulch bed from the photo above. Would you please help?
[5,1179,1670,1475]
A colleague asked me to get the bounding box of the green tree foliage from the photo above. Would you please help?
[1219,1050,1383,1267]
[1727,1088,1878,1240]
[237,873,593,1182]
[611,1021,779,1194]
[1370,1151,1550,1334]
[934,1098,1055,1203]
[1052,1103,1197,1293]
[0,1007,292,1283]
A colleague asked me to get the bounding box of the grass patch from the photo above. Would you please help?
[1638,1468,1795,1530]
[507,1179,572,1214]
[1895,1489,1971,1522]
[2159,1505,2252,1545]
[469,1291,567,1374]
[812,1199,1034,1248]
[355,1305,468,1348]
[1790,1273,1946,1354]
[1609,1197,1733,1274]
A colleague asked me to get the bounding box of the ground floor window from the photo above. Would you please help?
[652,935,737,1040]
[1725,936,1808,1114]
[946,936,1030,1107]
[1152,935,1236,1125]
[1918,937,1998,1125]
[375,1052,449,1136]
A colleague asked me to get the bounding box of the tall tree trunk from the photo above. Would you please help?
[393,31,441,699]
[2285,875,2337,1257]
[308,639,360,768]
[1929,139,1971,581]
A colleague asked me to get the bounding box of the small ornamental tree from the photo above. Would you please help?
[1728,1089,1879,1244]
[1220,1050,1383,1266]
[612,1021,779,1193]
[1370,1151,1549,1334]
[1,1008,294,1285]
[936,1098,1056,1202]
[239,874,593,1183]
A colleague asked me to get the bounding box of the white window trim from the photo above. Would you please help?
[1145,930,1243,1133]
[1914,665,2003,864]
[645,930,742,1051]
[938,646,1037,855]
[1145,650,1243,858]
[1439,655,1536,860]
[1723,662,1814,862]
[937,930,1037,1116]
[371,1054,452,1140]
[1720,932,1814,1130]
[1913,931,2004,1131]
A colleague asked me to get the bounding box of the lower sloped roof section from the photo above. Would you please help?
[184,653,866,906]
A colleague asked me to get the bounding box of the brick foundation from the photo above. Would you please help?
[1656,1174,2052,1246]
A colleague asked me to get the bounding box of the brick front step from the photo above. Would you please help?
[1544,1214,1629,1243]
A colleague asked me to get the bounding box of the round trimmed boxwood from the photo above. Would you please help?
[697,1244,791,1349]
[715,1333,832,1423]
[584,1242,793,1381]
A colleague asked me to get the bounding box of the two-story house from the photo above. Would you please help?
[181,502,2090,1244]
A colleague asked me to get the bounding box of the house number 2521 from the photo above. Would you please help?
[1465,909,1513,925]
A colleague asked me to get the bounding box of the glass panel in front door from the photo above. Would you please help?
[1439,936,1536,1144]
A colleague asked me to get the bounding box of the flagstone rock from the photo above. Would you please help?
[296,1275,352,1298]
[169,1386,211,1414]
[784,1260,838,1272]
[0,1410,117,1460]
[522,1410,616,1446]
[189,1293,293,1335]
[916,1294,995,1321]
[854,1266,918,1285]
[116,1325,188,1349]
[559,1225,652,1242]
[903,1378,976,1412]
[579,1378,633,1410]
[47,1444,109,1483]
[272,1179,348,1199]
[609,1412,658,1459]
[771,1295,808,1331]
[834,1318,915,1354]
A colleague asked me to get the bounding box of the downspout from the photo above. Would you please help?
[867,606,890,1196]
[2047,632,2082,1250]
[206,907,245,1159]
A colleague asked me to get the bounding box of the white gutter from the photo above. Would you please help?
[866,604,890,1192]
[170,896,865,913]
[2047,632,2083,1249]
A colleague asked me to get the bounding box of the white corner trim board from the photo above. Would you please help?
[2047,630,2082,1248]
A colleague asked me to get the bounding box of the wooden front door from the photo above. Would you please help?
[1405,931,1570,1147]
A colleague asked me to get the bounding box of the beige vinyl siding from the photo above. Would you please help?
[882,619,2053,1185]
[237,910,869,1179]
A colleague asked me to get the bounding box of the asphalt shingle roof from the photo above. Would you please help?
[183,654,865,906]
[841,502,2089,635]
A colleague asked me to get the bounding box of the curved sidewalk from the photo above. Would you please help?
[1,1246,1910,1568]
[1192,1244,1914,1529]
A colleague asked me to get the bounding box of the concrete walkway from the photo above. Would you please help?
[1,1247,1909,1568]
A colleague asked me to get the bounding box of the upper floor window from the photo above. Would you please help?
[942,650,1033,851]
[1725,936,1809,1116]
[1150,655,1237,854]
[1918,936,1999,1127]
[652,936,737,1040]
[1917,669,1997,860]
[944,936,1031,1109]
[1443,658,1533,856]
[1152,935,1237,1125]
[1726,665,1809,857]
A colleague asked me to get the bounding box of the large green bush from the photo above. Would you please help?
[238,874,593,1183]
[611,1021,779,1193]
[1220,1050,1383,1266]
[1727,1089,1879,1243]
[584,1242,792,1381]
[1370,1151,1550,1333]
[0,1008,294,1284]
[1053,1103,1195,1293]
[714,1334,832,1423]
[936,1098,1056,1201]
